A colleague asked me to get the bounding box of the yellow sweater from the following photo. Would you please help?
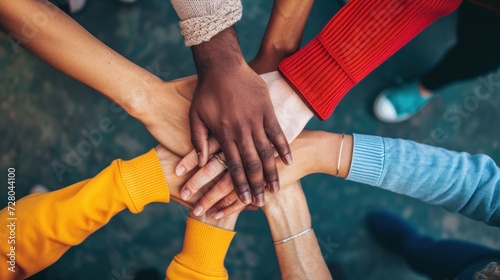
[0,149,235,280]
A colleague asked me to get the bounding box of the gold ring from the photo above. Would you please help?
[213,154,228,169]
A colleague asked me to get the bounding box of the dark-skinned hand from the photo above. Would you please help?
[189,26,292,206]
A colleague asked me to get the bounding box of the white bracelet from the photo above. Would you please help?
[272,227,313,245]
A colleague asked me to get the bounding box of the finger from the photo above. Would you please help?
[179,156,228,202]
[223,142,252,204]
[175,137,221,176]
[192,173,234,216]
[206,190,239,217]
[265,116,293,166]
[213,199,247,220]
[237,139,265,206]
[190,111,210,167]
[254,131,279,193]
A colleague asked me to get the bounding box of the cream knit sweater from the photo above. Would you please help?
[171,0,242,46]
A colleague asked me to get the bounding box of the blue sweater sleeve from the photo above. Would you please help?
[346,134,500,226]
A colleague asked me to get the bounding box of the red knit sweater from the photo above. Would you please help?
[279,0,462,120]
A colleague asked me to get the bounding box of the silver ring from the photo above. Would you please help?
[213,154,228,169]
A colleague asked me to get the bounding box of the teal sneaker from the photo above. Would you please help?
[374,81,433,123]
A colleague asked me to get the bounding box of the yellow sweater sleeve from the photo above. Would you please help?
[166,217,235,280]
[0,149,169,280]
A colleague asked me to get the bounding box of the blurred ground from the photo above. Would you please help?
[0,0,499,279]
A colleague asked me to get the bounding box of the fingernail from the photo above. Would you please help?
[241,192,252,204]
[214,212,224,220]
[193,205,204,216]
[270,182,279,193]
[180,189,191,201]
[206,208,217,217]
[284,154,293,165]
[175,166,186,176]
[197,152,203,167]
[255,193,265,206]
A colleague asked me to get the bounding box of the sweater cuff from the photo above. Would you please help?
[279,37,353,120]
[346,134,385,186]
[119,149,170,213]
[175,0,242,46]
[174,217,235,276]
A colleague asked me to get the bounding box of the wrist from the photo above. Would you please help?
[189,212,239,231]
[258,44,298,63]
[192,26,245,76]
[263,185,311,241]
[122,75,165,121]
[311,133,353,178]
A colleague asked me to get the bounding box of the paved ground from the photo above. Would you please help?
[1,0,499,279]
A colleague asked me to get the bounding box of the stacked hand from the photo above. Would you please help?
[136,71,314,216]
[189,27,293,207]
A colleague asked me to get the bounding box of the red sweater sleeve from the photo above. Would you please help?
[278,0,462,120]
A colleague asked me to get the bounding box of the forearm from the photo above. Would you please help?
[0,0,161,115]
[345,134,500,226]
[251,0,314,73]
[279,0,461,120]
[0,150,169,279]
[305,132,500,225]
[263,183,331,280]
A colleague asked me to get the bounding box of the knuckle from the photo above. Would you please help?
[266,122,283,138]
[227,160,244,174]
[186,181,201,191]
[250,182,264,194]
[220,197,235,208]
[259,146,275,159]
[274,142,289,153]
[205,161,222,177]
[185,156,198,169]
[264,169,278,181]
[234,181,249,192]
[220,178,234,193]
[201,196,217,208]
[245,159,262,173]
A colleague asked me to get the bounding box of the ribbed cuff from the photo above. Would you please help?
[346,134,385,186]
[174,217,235,276]
[279,37,353,120]
[279,0,460,120]
[120,149,170,213]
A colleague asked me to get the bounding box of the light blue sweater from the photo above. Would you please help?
[346,134,500,226]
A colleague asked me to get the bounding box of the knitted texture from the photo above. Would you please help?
[346,134,385,186]
[279,0,462,120]
[171,0,243,46]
